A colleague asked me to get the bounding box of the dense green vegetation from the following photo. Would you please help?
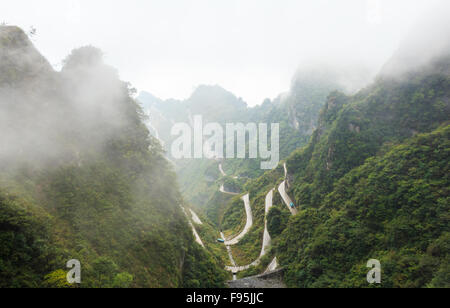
[191,211,230,267]
[189,53,449,288]
[204,191,234,228]
[222,176,244,194]
[175,158,221,209]
[230,193,265,265]
[3,22,448,289]
[279,124,449,287]
[272,57,450,287]
[182,239,228,288]
[0,192,62,288]
[0,26,226,288]
[221,197,246,238]
[267,207,290,237]
[288,61,450,209]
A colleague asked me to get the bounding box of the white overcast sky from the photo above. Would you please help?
[0,0,445,105]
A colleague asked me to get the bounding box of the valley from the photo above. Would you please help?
[1,2,449,289]
[139,44,450,287]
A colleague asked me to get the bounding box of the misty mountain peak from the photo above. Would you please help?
[0,25,53,83]
[380,6,450,79]
[137,91,163,110]
[62,46,105,71]
[0,26,29,48]
[188,85,247,110]
[190,85,243,102]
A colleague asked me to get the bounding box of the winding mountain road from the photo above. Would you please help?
[218,163,259,272]
[190,209,203,225]
[225,189,275,273]
[191,223,205,248]
[180,205,205,248]
[220,184,240,195]
[278,181,298,215]
[219,163,239,179]
[224,194,253,246]
[221,232,237,267]
[260,189,274,257]
[278,163,298,215]
[218,162,281,273]
[227,163,296,273]
[219,162,299,273]
[218,163,252,246]
[219,163,227,177]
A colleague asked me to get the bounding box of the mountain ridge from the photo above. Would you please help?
[0,25,227,288]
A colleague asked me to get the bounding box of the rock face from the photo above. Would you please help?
[227,269,286,288]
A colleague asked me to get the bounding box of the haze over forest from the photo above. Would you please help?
[0,0,449,289]
[1,0,448,105]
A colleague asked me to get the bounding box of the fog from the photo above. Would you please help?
[380,3,450,78]
[0,0,448,105]
[1,1,449,168]
[0,27,135,167]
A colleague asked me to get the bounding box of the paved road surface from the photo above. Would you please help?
[219,163,239,179]
[179,205,205,248]
[220,184,240,195]
[190,209,203,225]
[278,181,298,215]
[219,163,227,176]
[260,189,274,257]
[191,223,205,247]
[221,232,237,268]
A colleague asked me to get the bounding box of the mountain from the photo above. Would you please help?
[3,6,446,288]
[275,53,450,286]
[226,51,450,286]
[0,26,226,288]
[135,14,450,286]
[132,8,450,286]
[137,66,353,215]
[280,124,449,287]
[136,64,375,280]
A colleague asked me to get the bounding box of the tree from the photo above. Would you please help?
[28,26,37,37]
[92,257,119,287]
[267,207,289,237]
[112,272,134,288]
[43,270,74,288]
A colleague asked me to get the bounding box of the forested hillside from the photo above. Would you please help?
[2,1,448,291]
[137,42,449,288]
[273,55,450,287]
[0,26,226,288]
[287,56,450,209]
[137,66,351,222]
[279,124,449,287]
[169,45,449,287]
